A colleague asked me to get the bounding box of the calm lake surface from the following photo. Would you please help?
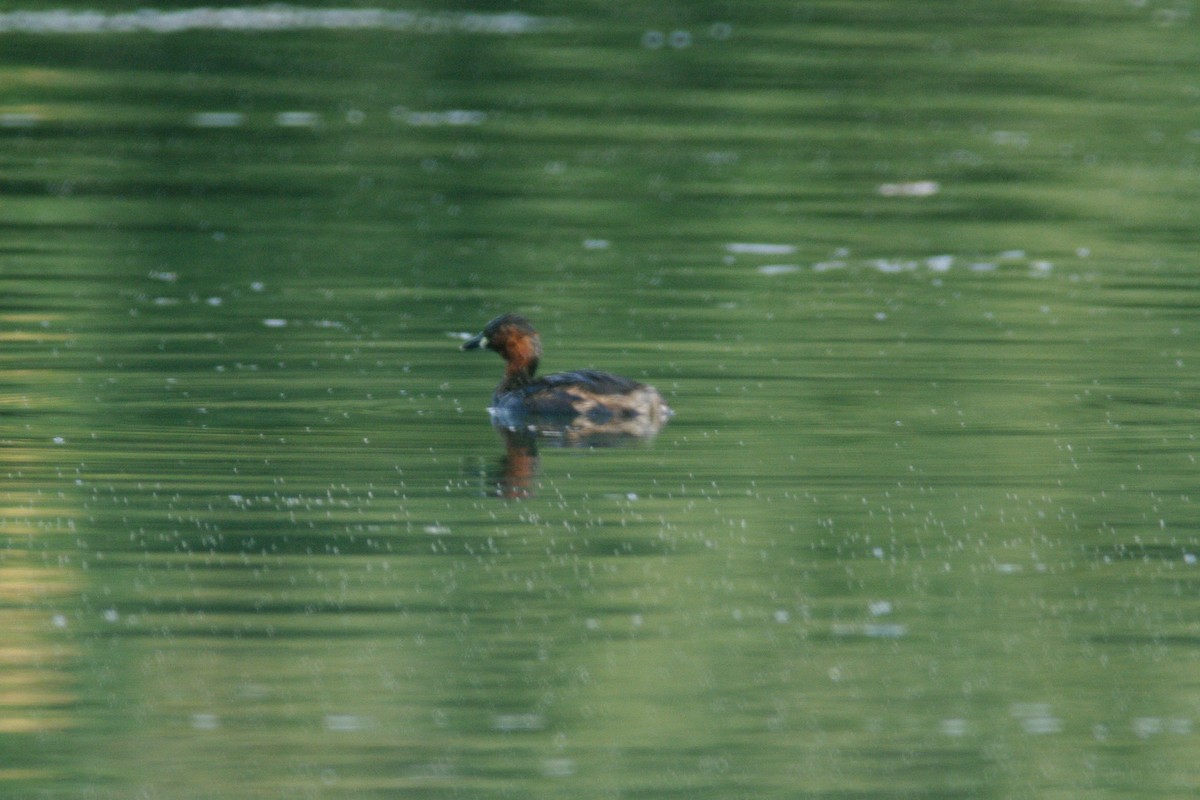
[3,3,1199,798]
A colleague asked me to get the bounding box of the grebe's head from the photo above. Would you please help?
[462,314,542,377]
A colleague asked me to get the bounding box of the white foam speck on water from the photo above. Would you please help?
[400,109,486,126]
[0,112,39,127]
[492,713,544,732]
[263,318,288,328]
[877,180,940,197]
[868,600,893,616]
[582,238,610,250]
[757,264,800,276]
[872,259,917,273]
[726,242,796,255]
[926,255,953,271]
[324,714,368,732]
[275,111,320,128]
[190,111,245,128]
[541,758,576,777]
[940,719,968,736]
[190,713,220,730]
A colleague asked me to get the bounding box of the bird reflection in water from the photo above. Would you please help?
[488,414,668,499]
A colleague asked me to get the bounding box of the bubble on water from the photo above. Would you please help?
[250,281,265,291]
[668,30,692,48]
[52,436,66,444]
[103,608,119,623]
[583,238,610,250]
[641,30,664,49]
[773,609,790,623]
[926,255,953,272]
[345,109,365,125]
[206,297,222,306]
[709,22,733,40]
[868,600,893,616]
[52,614,68,629]
[424,525,451,535]
[541,758,576,777]
[263,319,287,328]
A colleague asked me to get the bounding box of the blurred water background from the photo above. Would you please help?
[2,2,1199,797]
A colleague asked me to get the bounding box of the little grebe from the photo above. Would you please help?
[461,314,672,436]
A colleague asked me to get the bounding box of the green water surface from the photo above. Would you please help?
[2,2,1199,798]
